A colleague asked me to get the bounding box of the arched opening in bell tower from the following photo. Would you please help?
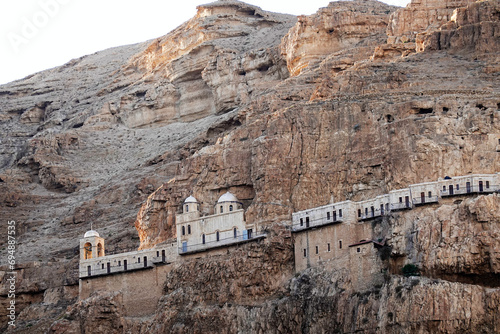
[84,242,92,259]
[97,243,103,257]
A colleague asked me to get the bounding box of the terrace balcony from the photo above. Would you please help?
[412,196,439,206]
[390,201,412,211]
[291,215,344,232]
[178,231,267,255]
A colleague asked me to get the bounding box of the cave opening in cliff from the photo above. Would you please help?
[257,64,270,72]
[476,104,487,111]
[417,108,434,114]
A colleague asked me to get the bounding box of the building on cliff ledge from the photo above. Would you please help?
[78,191,267,315]
[291,172,499,289]
[175,192,265,255]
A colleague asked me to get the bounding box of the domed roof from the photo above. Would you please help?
[184,195,198,203]
[217,192,239,203]
[84,230,100,238]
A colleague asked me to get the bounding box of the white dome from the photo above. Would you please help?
[184,195,198,203]
[217,192,239,203]
[84,230,100,238]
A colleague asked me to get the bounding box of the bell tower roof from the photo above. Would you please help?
[84,230,100,238]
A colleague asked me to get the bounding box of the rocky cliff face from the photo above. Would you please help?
[387,0,478,43]
[1,0,499,333]
[281,0,397,76]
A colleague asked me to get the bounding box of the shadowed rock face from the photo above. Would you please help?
[1,0,500,333]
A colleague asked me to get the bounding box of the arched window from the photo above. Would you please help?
[202,234,206,244]
[182,226,186,236]
[233,227,237,238]
[187,225,191,234]
[229,205,233,212]
[220,206,223,214]
[84,242,92,259]
[216,231,220,242]
[97,243,103,257]
[185,205,189,212]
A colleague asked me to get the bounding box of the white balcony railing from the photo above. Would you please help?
[412,196,439,205]
[178,232,267,255]
[292,215,344,232]
[390,202,412,211]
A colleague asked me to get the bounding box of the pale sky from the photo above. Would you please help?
[0,0,411,85]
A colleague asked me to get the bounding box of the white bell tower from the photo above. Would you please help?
[79,229,105,261]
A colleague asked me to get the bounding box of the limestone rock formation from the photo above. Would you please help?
[281,0,398,76]
[387,0,477,44]
[416,0,500,55]
[0,0,500,333]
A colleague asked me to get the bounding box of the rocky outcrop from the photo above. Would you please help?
[281,0,397,76]
[121,0,294,128]
[373,0,479,59]
[389,194,500,286]
[417,0,500,55]
[387,0,477,44]
[48,292,126,334]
